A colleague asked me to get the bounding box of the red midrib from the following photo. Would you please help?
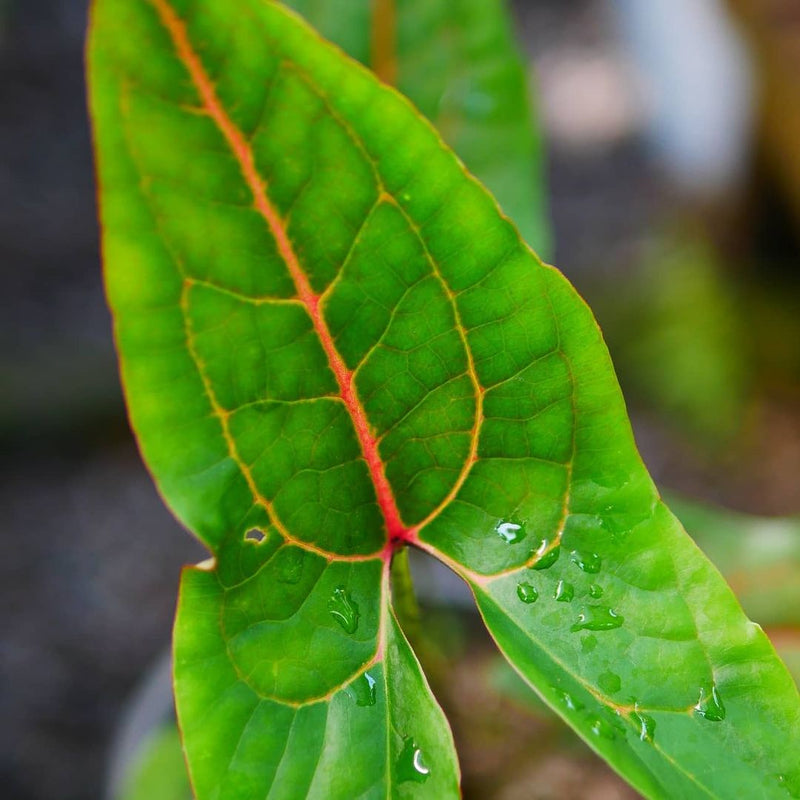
[152,0,408,544]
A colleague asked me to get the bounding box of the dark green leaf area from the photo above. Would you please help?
[221,555,381,701]
[227,400,385,555]
[214,505,283,587]
[122,87,296,299]
[174,568,459,799]
[185,285,336,407]
[474,502,800,798]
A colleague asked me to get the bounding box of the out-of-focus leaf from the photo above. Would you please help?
[670,494,800,629]
[283,0,552,256]
[117,725,192,800]
[599,232,750,444]
[89,1,800,797]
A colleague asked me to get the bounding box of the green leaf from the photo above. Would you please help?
[174,565,457,796]
[88,1,800,798]
[281,0,552,256]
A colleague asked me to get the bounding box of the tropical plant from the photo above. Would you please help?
[88,0,800,797]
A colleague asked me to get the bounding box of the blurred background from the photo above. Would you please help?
[1,0,798,798]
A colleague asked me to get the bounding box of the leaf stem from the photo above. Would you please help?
[391,546,421,642]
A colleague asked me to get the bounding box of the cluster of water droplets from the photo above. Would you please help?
[502,527,624,633]
[553,688,632,742]
[495,520,739,749]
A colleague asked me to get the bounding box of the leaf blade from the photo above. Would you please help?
[283,0,552,255]
[89,1,800,798]
[173,564,459,798]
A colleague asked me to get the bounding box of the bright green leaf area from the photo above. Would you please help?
[88,1,800,798]
[282,0,552,256]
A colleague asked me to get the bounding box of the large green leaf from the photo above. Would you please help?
[281,0,552,256]
[88,1,800,798]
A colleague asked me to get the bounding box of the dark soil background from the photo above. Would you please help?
[2,1,797,799]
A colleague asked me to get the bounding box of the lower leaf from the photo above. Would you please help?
[173,563,459,798]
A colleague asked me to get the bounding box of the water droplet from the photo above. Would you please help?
[598,670,621,695]
[589,583,603,598]
[329,586,359,634]
[694,684,725,721]
[554,580,574,602]
[516,582,539,604]
[581,635,598,653]
[496,520,526,544]
[630,709,656,742]
[571,605,624,632]
[244,527,266,544]
[532,540,560,570]
[277,549,305,584]
[570,549,602,573]
[347,672,377,707]
[397,737,430,784]
[588,714,617,740]
[553,688,583,712]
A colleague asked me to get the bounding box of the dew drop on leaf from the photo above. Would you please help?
[516,582,539,604]
[694,684,726,721]
[570,605,624,632]
[532,540,561,570]
[589,583,604,598]
[347,671,377,707]
[630,708,656,742]
[397,736,430,784]
[554,580,574,602]
[553,688,583,712]
[496,520,526,544]
[328,586,359,634]
[570,549,602,573]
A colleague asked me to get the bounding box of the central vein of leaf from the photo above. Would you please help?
[152,0,408,548]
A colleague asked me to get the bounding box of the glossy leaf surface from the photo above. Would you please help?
[282,0,552,255]
[88,1,800,798]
